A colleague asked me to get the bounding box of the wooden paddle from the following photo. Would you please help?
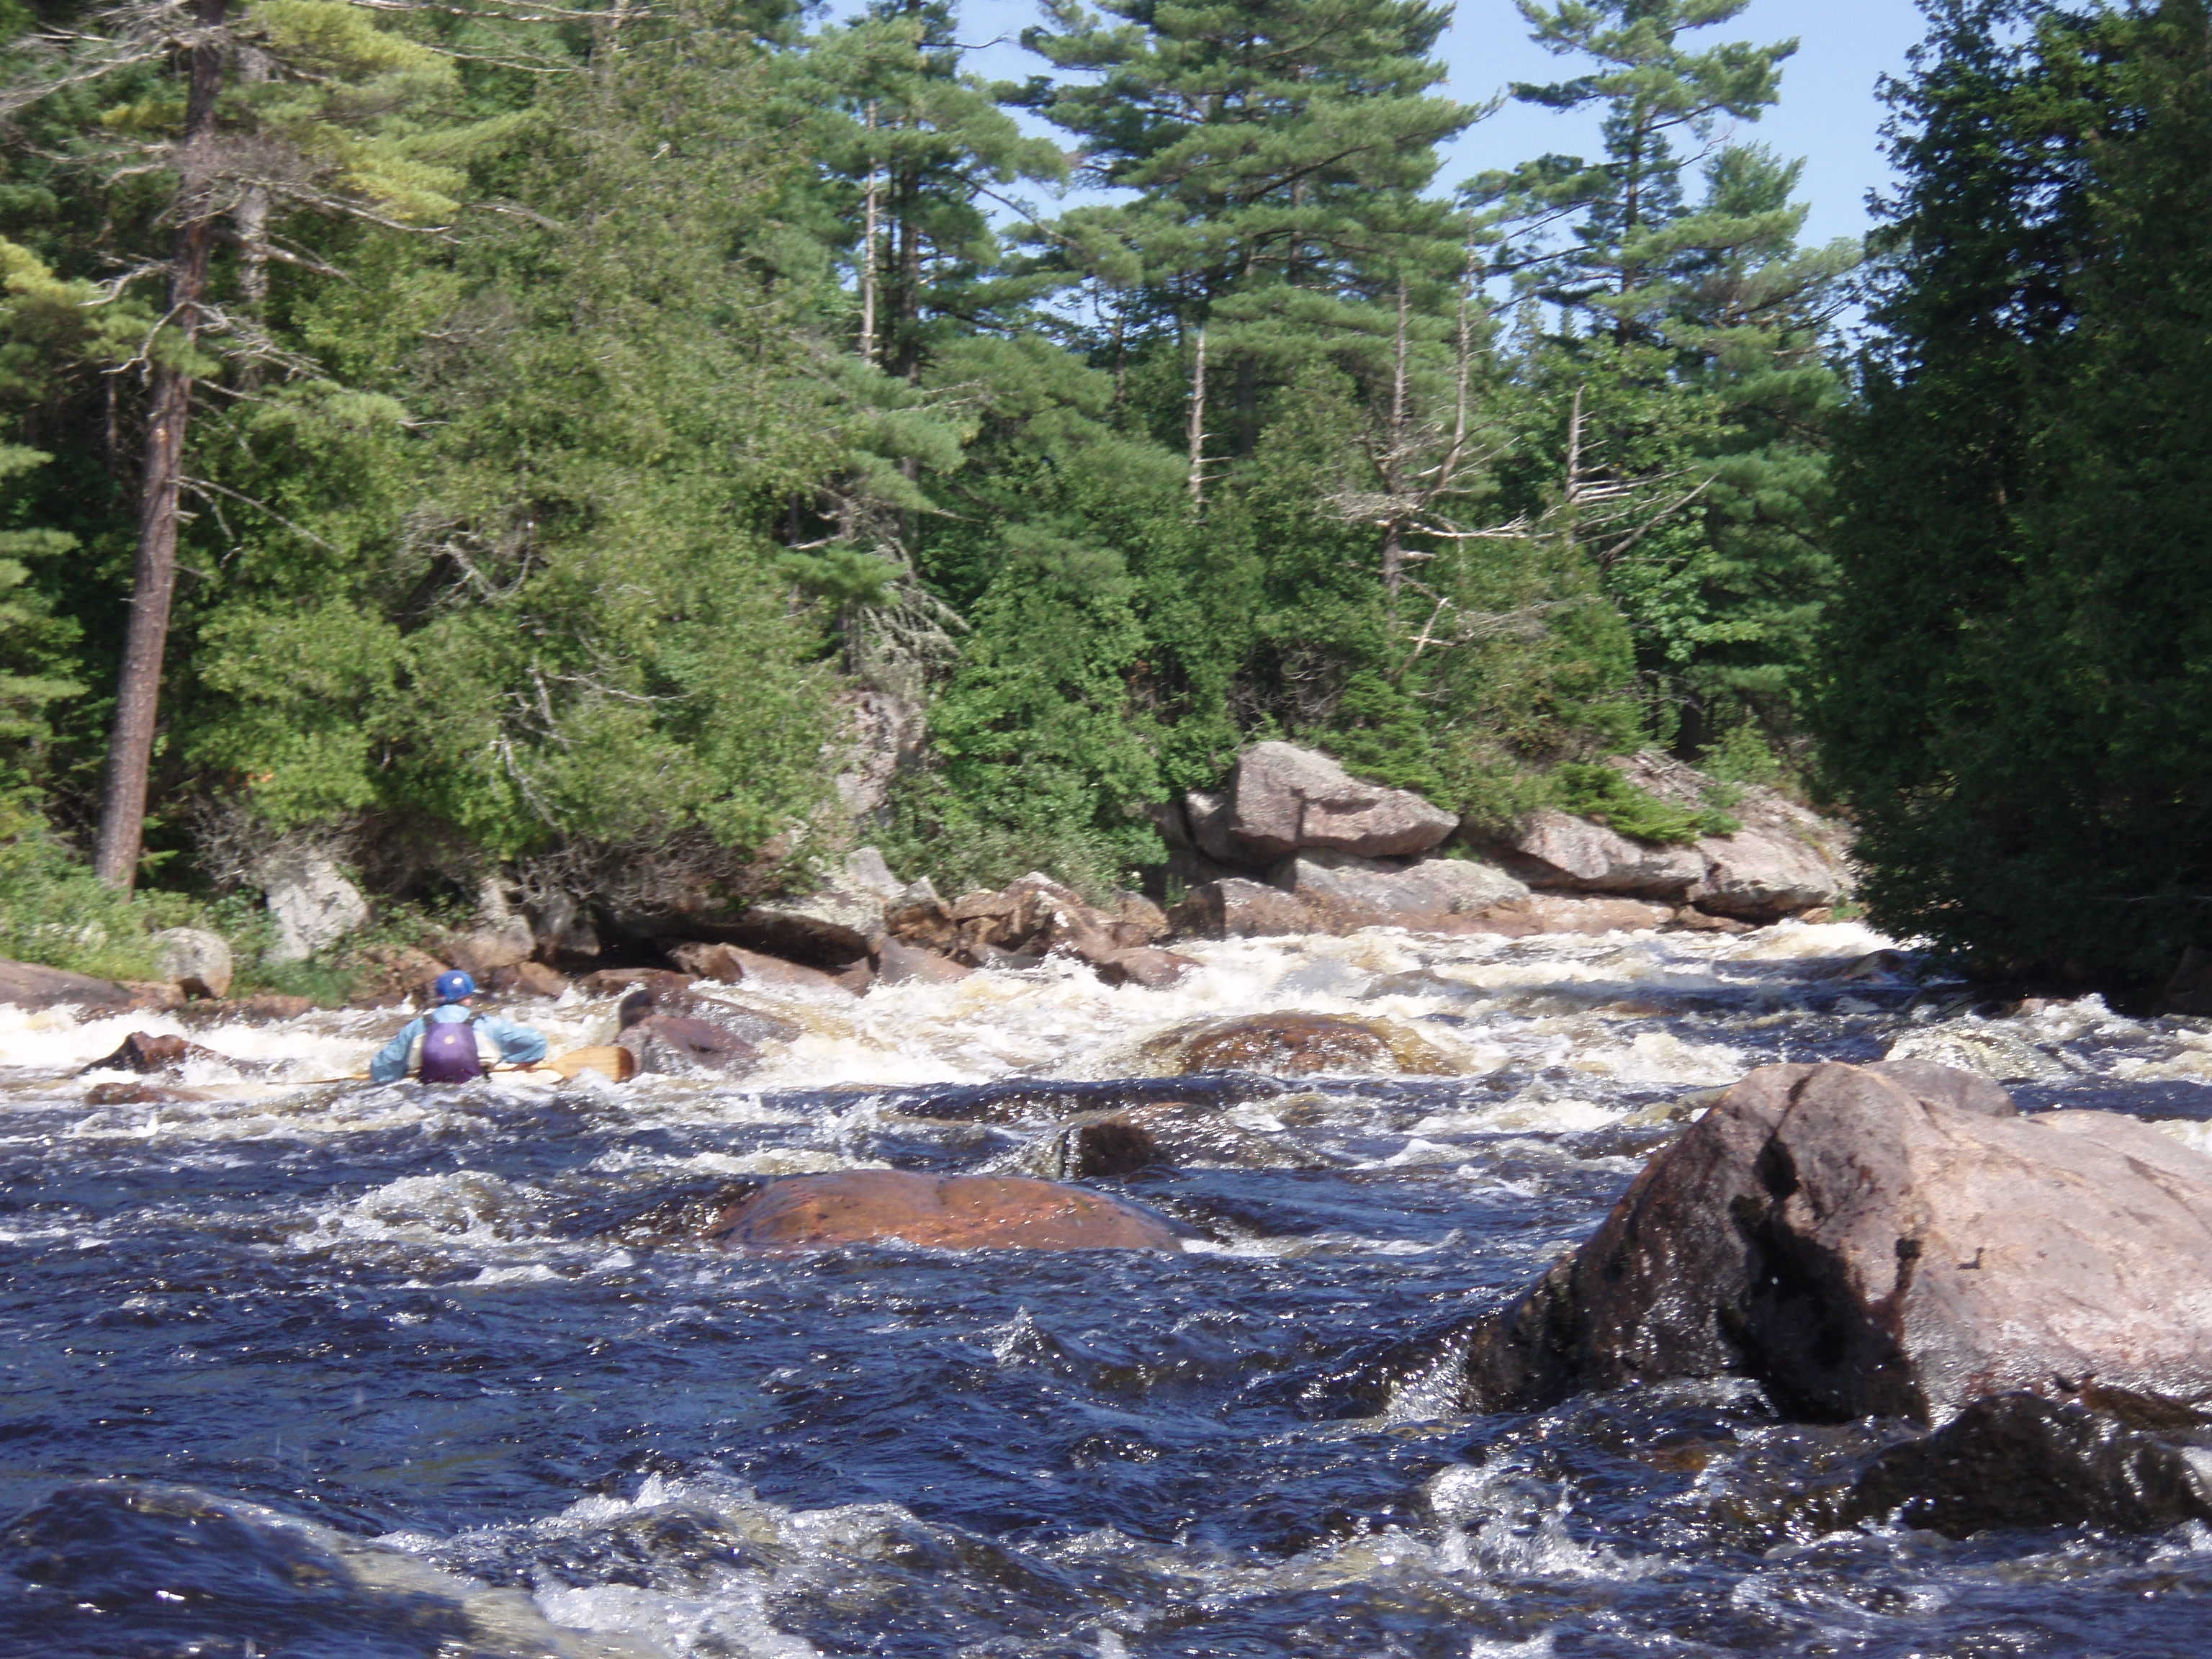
[287,1046,636,1087]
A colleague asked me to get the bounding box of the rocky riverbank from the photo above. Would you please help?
[0,742,1858,1020]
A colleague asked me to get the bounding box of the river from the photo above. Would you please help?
[4,919,2212,1657]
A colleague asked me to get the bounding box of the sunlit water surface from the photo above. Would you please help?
[6,921,2212,1658]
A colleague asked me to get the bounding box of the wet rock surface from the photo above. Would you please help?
[1138,1012,1458,1076]
[1834,1389,2212,1537]
[709,1170,1186,1251]
[1464,1058,2212,1425]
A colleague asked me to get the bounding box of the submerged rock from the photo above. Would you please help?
[875,939,974,986]
[1835,1389,2212,1537]
[1140,1012,1456,1076]
[615,1014,760,1076]
[78,1030,264,1078]
[1462,1059,2212,1426]
[668,940,855,995]
[1016,1102,1319,1179]
[1225,741,1460,861]
[1884,1018,2073,1083]
[3,1480,648,1658]
[710,1170,1184,1251]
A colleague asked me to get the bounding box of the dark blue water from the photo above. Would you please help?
[4,927,2211,1658]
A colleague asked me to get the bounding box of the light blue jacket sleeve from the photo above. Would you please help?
[369,1015,428,1083]
[475,1012,549,1066]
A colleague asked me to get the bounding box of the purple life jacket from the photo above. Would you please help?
[418,1015,485,1083]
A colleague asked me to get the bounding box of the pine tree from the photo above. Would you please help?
[1470,0,1855,761]
[1015,0,1480,427]
[1,0,490,884]
[1823,0,2212,986]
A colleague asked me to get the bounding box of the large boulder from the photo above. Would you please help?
[0,958,138,1012]
[443,917,536,979]
[1489,809,1706,899]
[1138,1012,1456,1076]
[255,848,369,963]
[710,1170,1184,1251]
[1690,828,1851,922]
[1612,750,1854,922]
[1224,742,1458,861]
[1272,850,1527,924]
[667,941,854,996]
[828,691,925,820]
[1461,1060,2212,1426]
[875,939,974,986]
[1480,894,1676,935]
[616,1015,761,1076]
[150,927,233,999]
[1167,878,1331,940]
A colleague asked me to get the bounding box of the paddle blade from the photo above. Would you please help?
[541,1045,637,1084]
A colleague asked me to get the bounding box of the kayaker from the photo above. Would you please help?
[369,970,549,1084]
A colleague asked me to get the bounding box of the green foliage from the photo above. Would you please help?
[0,0,1864,925]
[0,796,184,978]
[1550,762,1734,845]
[1821,0,2212,986]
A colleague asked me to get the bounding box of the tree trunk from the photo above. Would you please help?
[1185,328,1208,508]
[95,0,227,889]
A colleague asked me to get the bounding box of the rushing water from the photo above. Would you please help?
[6,920,2212,1658]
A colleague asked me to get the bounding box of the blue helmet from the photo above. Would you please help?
[433,969,477,1004]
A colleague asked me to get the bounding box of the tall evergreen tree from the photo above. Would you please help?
[1823,0,2212,986]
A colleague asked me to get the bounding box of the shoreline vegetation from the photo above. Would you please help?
[0,1,2205,1004]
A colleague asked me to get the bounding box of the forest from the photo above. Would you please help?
[0,0,2205,995]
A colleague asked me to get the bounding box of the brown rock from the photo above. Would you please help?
[884,886,961,956]
[666,943,854,996]
[1273,850,1527,925]
[359,945,449,1004]
[84,1081,196,1105]
[616,984,801,1047]
[1092,948,1200,989]
[442,919,535,978]
[1110,891,1172,948]
[1491,810,1707,899]
[711,1170,1184,1251]
[1182,789,1249,866]
[833,958,876,994]
[120,981,186,1012]
[1463,1060,2212,1426]
[580,967,697,999]
[1167,878,1331,940]
[1671,906,1757,935]
[0,958,136,1012]
[876,940,974,986]
[1835,1389,2212,1537]
[241,994,315,1022]
[1691,829,1849,923]
[490,961,571,999]
[79,1030,264,1077]
[1143,1012,1455,1076]
[1225,742,1458,861]
[616,1014,761,1076]
[1480,894,1675,935]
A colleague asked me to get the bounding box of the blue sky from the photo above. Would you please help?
[863,0,1935,248]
